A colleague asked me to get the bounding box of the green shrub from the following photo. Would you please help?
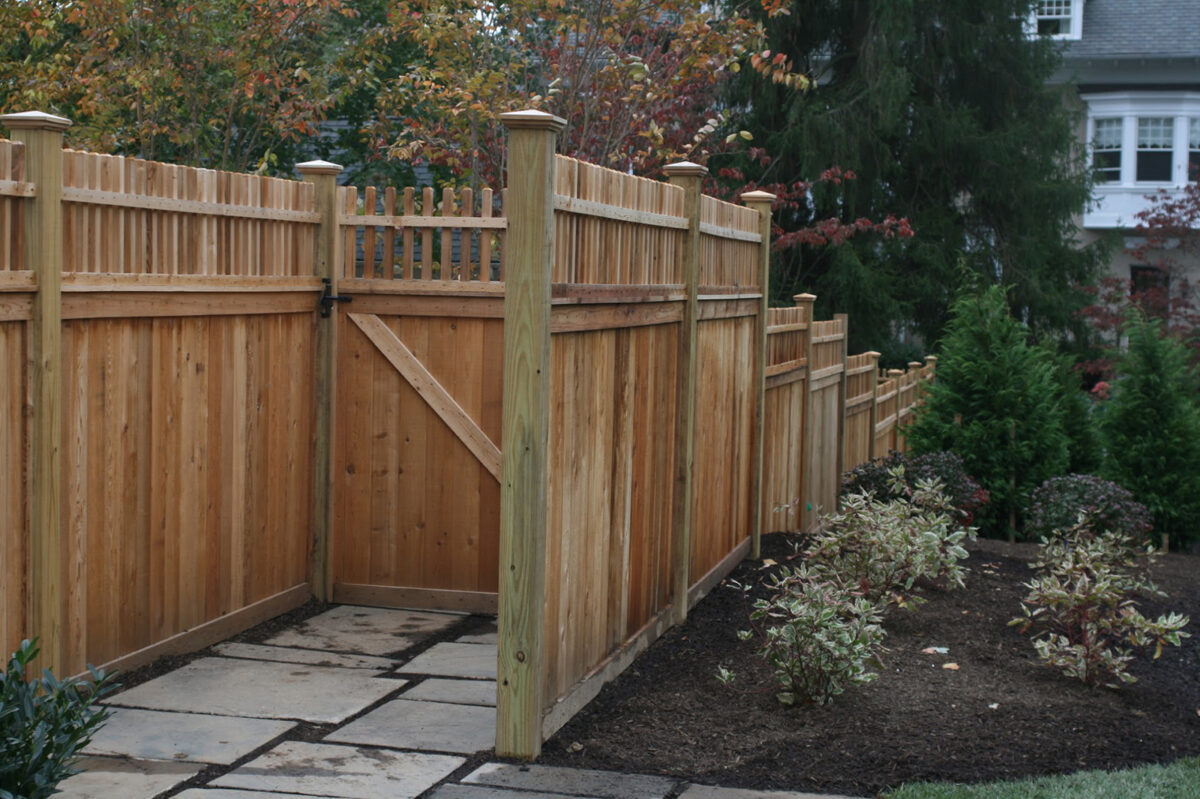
[1100,313,1200,550]
[724,564,886,706]
[1050,354,1104,475]
[1024,474,1153,546]
[841,451,989,525]
[809,475,975,608]
[0,639,116,799]
[905,285,1070,538]
[1011,527,1189,688]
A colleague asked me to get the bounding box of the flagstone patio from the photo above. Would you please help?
[57,605,862,799]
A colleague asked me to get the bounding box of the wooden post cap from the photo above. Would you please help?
[500,109,566,132]
[793,293,817,304]
[907,361,922,369]
[925,355,938,363]
[866,351,882,360]
[0,111,72,131]
[741,190,776,205]
[663,161,708,177]
[887,368,904,377]
[296,159,344,176]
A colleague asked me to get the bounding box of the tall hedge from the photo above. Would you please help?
[1101,314,1200,549]
[906,286,1069,538]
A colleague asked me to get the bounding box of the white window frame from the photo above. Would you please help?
[1032,0,1085,40]
[1084,92,1200,187]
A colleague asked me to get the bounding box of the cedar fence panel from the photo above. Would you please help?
[1,109,934,759]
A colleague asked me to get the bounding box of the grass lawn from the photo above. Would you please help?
[884,758,1200,799]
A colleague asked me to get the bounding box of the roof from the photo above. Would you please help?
[1064,0,1200,60]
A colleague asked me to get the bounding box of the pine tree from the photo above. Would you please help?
[906,286,1069,538]
[719,0,1104,351]
[1101,314,1200,549]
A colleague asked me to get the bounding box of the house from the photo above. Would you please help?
[1042,0,1200,288]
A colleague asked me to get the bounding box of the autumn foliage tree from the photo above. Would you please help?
[1,0,354,172]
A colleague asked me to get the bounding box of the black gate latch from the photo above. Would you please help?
[319,278,351,318]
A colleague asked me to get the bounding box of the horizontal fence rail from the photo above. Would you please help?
[1,109,933,765]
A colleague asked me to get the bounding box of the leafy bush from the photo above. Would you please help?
[725,565,886,706]
[842,451,989,525]
[905,285,1070,538]
[1011,527,1189,688]
[810,475,975,608]
[1,639,116,799]
[1024,474,1153,546]
[1100,313,1200,550]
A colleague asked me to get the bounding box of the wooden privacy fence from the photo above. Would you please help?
[0,109,932,762]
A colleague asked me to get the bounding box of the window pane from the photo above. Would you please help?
[1138,117,1173,149]
[1038,0,1071,15]
[1093,151,1120,182]
[1093,118,1122,149]
[1189,150,1199,181]
[1137,151,1172,181]
[1191,118,1200,149]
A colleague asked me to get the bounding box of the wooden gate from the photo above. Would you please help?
[329,185,506,613]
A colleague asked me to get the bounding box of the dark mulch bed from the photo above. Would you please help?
[540,533,1200,796]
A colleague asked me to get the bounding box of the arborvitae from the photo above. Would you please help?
[1101,314,1200,550]
[906,286,1069,538]
[1051,353,1103,475]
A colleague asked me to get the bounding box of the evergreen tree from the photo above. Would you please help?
[906,285,1069,538]
[1050,352,1103,475]
[720,0,1104,351]
[1101,314,1200,550]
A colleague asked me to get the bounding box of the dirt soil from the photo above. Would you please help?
[539,534,1200,796]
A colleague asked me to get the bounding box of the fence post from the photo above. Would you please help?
[496,109,563,760]
[297,159,343,603]
[664,162,706,622]
[834,313,849,493]
[2,111,70,673]
[887,368,904,453]
[741,190,774,558]
[866,351,881,460]
[794,293,817,531]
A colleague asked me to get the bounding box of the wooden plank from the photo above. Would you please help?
[61,185,320,224]
[3,112,69,672]
[664,162,704,625]
[339,278,504,296]
[61,291,314,319]
[496,110,562,760]
[339,213,507,230]
[61,274,321,292]
[765,357,807,378]
[742,191,773,559]
[698,221,761,243]
[550,283,685,304]
[552,194,688,231]
[549,302,682,333]
[767,321,809,334]
[334,583,497,614]
[343,293,505,319]
[348,313,501,482]
[697,298,758,320]
[0,178,35,198]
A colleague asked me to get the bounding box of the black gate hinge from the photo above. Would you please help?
[319,278,351,317]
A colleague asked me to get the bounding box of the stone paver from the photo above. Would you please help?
[399,642,497,679]
[463,762,675,799]
[429,785,590,799]
[214,642,397,670]
[83,707,294,764]
[55,756,200,799]
[678,786,867,799]
[456,621,497,645]
[175,790,346,798]
[212,741,463,799]
[405,678,497,706]
[108,657,404,723]
[264,606,458,656]
[327,698,495,754]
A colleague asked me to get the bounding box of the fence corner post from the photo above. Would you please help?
[866,351,881,460]
[664,162,706,623]
[2,111,70,674]
[793,293,817,531]
[297,159,343,604]
[496,109,563,760]
[741,190,774,559]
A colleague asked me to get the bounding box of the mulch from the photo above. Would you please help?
[538,533,1200,796]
